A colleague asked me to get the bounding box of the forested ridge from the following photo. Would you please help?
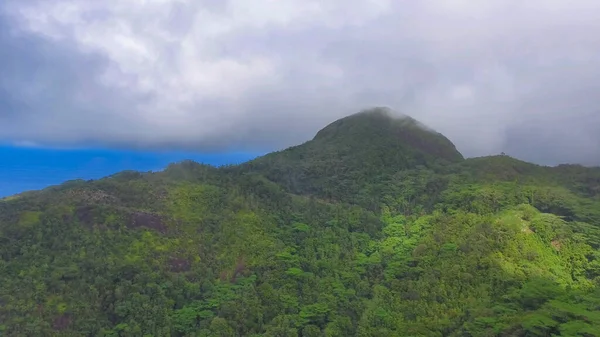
[1,108,600,336]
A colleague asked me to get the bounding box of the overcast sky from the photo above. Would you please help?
[1,0,599,166]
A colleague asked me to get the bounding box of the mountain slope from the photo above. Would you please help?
[240,108,463,204]
[313,108,462,162]
[1,110,600,336]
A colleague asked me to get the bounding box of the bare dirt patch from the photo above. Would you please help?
[551,240,562,251]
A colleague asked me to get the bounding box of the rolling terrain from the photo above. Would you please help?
[1,108,600,336]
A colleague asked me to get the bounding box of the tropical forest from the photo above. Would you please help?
[1,108,600,336]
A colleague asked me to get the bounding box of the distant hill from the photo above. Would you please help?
[1,109,600,336]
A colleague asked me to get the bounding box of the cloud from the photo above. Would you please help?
[1,0,599,165]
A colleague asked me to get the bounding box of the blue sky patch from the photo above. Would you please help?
[0,145,260,197]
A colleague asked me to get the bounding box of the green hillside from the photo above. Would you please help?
[1,109,600,336]
[239,108,463,207]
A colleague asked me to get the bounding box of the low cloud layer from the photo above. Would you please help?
[1,0,599,165]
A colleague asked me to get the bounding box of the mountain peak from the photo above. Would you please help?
[243,108,464,200]
[313,107,463,162]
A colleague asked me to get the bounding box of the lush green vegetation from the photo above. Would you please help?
[1,108,600,336]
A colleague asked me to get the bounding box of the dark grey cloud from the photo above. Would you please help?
[0,0,599,165]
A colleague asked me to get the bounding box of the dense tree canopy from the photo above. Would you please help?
[1,109,599,336]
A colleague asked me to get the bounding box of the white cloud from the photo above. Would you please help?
[1,0,600,165]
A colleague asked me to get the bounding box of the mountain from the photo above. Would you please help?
[240,108,463,205]
[312,108,462,163]
[2,110,600,336]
